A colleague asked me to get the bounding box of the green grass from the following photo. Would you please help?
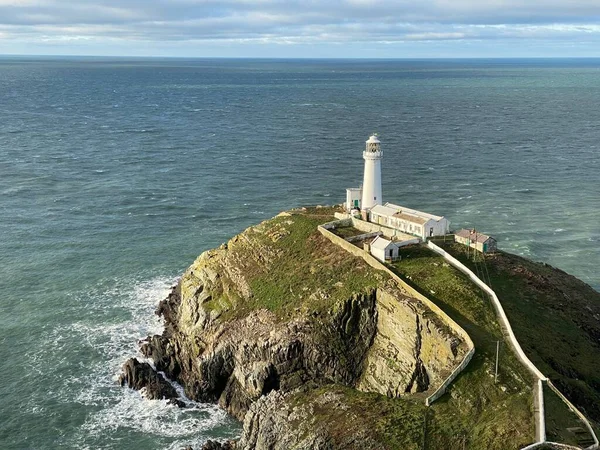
[205,207,384,322]
[387,244,536,448]
[287,383,534,450]
[330,226,367,239]
[544,383,588,446]
[287,384,428,449]
[436,243,600,434]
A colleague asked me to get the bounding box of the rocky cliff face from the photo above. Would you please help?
[358,289,461,397]
[122,209,468,448]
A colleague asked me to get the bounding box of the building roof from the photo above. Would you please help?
[366,135,380,144]
[370,235,395,250]
[385,202,444,222]
[393,212,429,225]
[455,229,494,243]
[370,204,399,217]
[370,202,445,224]
[346,187,362,192]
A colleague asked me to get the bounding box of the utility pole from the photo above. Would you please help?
[422,409,428,450]
[473,229,478,262]
[495,340,500,384]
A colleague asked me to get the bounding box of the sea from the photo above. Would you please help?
[1,57,599,449]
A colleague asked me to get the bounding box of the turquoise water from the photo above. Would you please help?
[1,58,599,449]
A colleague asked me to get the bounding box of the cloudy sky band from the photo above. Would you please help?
[1,0,600,56]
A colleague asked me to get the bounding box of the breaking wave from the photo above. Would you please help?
[29,275,240,449]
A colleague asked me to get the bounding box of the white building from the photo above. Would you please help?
[369,235,401,262]
[345,187,362,211]
[367,235,420,263]
[345,134,383,212]
[369,202,450,240]
[343,135,450,239]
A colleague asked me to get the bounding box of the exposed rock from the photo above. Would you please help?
[357,289,460,396]
[200,440,236,450]
[119,358,179,401]
[237,388,388,450]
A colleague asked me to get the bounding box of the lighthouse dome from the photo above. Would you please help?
[366,134,380,144]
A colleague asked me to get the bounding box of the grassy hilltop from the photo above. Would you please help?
[132,206,599,450]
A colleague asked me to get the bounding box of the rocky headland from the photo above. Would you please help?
[119,207,600,450]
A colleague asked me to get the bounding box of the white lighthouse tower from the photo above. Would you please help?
[361,134,383,210]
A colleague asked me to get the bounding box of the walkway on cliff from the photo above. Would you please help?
[426,240,599,450]
[319,218,598,450]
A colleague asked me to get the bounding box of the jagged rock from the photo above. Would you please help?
[168,398,187,408]
[200,440,236,450]
[140,334,181,380]
[237,389,387,450]
[119,358,178,401]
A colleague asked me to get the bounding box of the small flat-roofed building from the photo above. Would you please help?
[345,187,362,210]
[454,229,497,253]
[368,202,450,240]
[367,235,419,263]
[369,235,400,262]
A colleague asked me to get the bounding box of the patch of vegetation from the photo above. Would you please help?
[214,207,384,322]
[288,383,533,450]
[544,383,589,446]
[436,242,600,436]
[287,384,427,449]
[388,244,536,448]
[330,226,367,239]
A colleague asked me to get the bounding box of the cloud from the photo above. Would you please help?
[1,0,600,55]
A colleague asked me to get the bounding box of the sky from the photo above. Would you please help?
[1,0,600,58]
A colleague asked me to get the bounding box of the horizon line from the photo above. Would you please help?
[3,54,600,60]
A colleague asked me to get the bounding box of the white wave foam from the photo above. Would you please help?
[81,388,232,439]
[31,275,240,448]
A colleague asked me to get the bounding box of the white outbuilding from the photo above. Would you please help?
[345,187,362,211]
[369,202,450,240]
[367,235,420,263]
[369,236,401,262]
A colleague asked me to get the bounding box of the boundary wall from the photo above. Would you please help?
[318,223,475,407]
[427,241,599,450]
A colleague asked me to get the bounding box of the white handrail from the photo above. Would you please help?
[427,241,599,449]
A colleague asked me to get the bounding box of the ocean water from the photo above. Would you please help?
[1,57,599,449]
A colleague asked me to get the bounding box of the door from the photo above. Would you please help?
[354,199,359,208]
